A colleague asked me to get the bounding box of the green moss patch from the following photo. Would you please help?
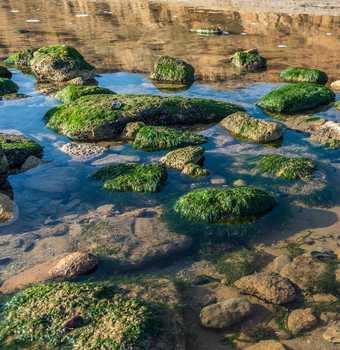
[0,66,12,79]
[0,78,18,96]
[51,84,115,103]
[150,55,195,83]
[133,126,208,151]
[257,83,335,113]
[4,48,37,66]
[89,163,168,193]
[279,67,328,85]
[232,52,266,71]
[174,187,276,223]
[256,155,317,180]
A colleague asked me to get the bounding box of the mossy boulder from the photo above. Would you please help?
[51,84,115,103]
[160,146,205,171]
[90,163,168,193]
[257,83,335,113]
[30,45,96,82]
[174,187,276,223]
[182,163,211,178]
[43,94,243,141]
[280,67,328,85]
[4,48,37,66]
[0,66,12,79]
[133,126,208,151]
[232,52,266,71]
[150,55,195,83]
[0,134,43,168]
[0,78,18,96]
[256,155,317,180]
[220,112,283,143]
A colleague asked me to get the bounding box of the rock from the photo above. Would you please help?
[160,146,205,171]
[232,51,266,71]
[4,48,37,65]
[0,145,9,184]
[43,94,244,141]
[182,163,211,177]
[192,27,222,35]
[280,67,328,84]
[14,29,31,34]
[234,273,296,304]
[21,156,51,172]
[281,255,327,292]
[323,323,340,343]
[200,297,253,329]
[228,48,259,60]
[257,83,335,113]
[255,155,317,180]
[0,78,19,95]
[0,193,14,223]
[31,45,96,82]
[49,252,98,278]
[267,255,291,274]
[150,55,195,83]
[0,93,30,101]
[331,80,340,90]
[51,84,115,103]
[220,112,283,143]
[0,66,12,79]
[233,179,245,186]
[210,175,226,184]
[89,163,168,193]
[247,340,287,350]
[61,316,83,328]
[0,134,43,168]
[287,308,318,334]
[61,143,108,156]
[133,126,208,151]
[313,294,338,302]
[174,187,276,224]
[120,122,145,140]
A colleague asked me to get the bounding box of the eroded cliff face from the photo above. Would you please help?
[1,0,340,88]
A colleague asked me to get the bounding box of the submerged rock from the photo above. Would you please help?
[0,93,30,101]
[160,146,205,171]
[232,51,266,71]
[151,80,193,94]
[174,187,276,223]
[182,163,211,178]
[0,66,12,79]
[280,67,328,84]
[0,78,18,96]
[21,156,51,172]
[150,55,195,83]
[0,193,14,223]
[220,112,283,143]
[4,48,37,65]
[31,45,96,82]
[133,126,208,151]
[51,84,115,103]
[287,308,318,334]
[89,163,168,193]
[0,145,9,184]
[192,27,223,35]
[61,143,108,156]
[257,83,335,113]
[256,155,317,180]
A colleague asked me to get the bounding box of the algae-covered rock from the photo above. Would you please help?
[150,55,195,83]
[220,112,283,143]
[51,84,115,103]
[133,126,208,151]
[280,67,328,84]
[14,29,31,34]
[0,66,12,79]
[192,27,222,35]
[90,163,168,193]
[44,94,244,141]
[0,78,18,96]
[256,154,317,180]
[324,139,340,149]
[334,100,340,111]
[31,45,96,82]
[160,146,205,171]
[0,134,43,168]
[232,52,266,71]
[0,93,30,101]
[0,145,8,184]
[182,163,211,177]
[257,83,335,113]
[174,187,276,223]
[4,48,37,65]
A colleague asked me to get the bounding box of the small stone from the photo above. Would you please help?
[331,80,340,90]
[323,323,340,343]
[0,193,14,223]
[210,175,226,184]
[313,294,338,303]
[182,163,211,178]
[277,332,291,340]
[21,156,51,172]
[287,308,317,334]
[247,340,286,350]
[233,179,245,186]
[61,315,83,328]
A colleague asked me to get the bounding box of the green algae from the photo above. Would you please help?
[182,163,211,178]
[279,67,328,85]
[51,84,115,103]
[0,66,12,79]
[257,83,335,113]
[4,48,37,66]
[133,126,208,151]
[256,155,317,180]
[0,78,18,96]
[334,100,340,110]
[14,29,32,34]
[174,187,276,223]
[324,139,340,149]
[193,27,222,35]
[232,52,266,71]
[89,163,168,193]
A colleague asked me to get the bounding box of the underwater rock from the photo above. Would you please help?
[160,146,205,171]
[0,93,30,101]
[89,163,168,193]
[120,121,145,140]
[0,66,12,79]
[280,67,328,84]
[287,308,318,334]
[257,83,335,113]
[232,51,266,71]
[133,126,208,151]
[0,193,14,223]
[4,48,37,65]
[174,187,276,223]
[21,155,51,172]
[150,55,195,83]
[220,112,283,143]
[182,163,211,178]
[61,143,108,156]
[151,80,193,94]
[31,45,96,82]
[51,84,115,103]
[0,78,18,96]
[0,145,9,184]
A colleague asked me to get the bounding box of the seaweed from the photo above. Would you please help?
[279,67,328,85]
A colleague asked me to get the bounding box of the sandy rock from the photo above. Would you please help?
[210,175,226,184]
[0,145,8,184]
[330,80,340,90]
[267,255,291,274]
[68,77,87,85]
[61,143,108,156]
[336,265,340,283]
[0,193,14,223]
[287,308,318,334]
[281,255,327,292]
[323,323,340,343]
[313,294,338,302]
[21,156,51,172]
[200,297,253,329]
[120,122,145,140]
[247,340,286,350]
[160,146,204,171]
[233,179,245,186]
[234,273,296,304]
